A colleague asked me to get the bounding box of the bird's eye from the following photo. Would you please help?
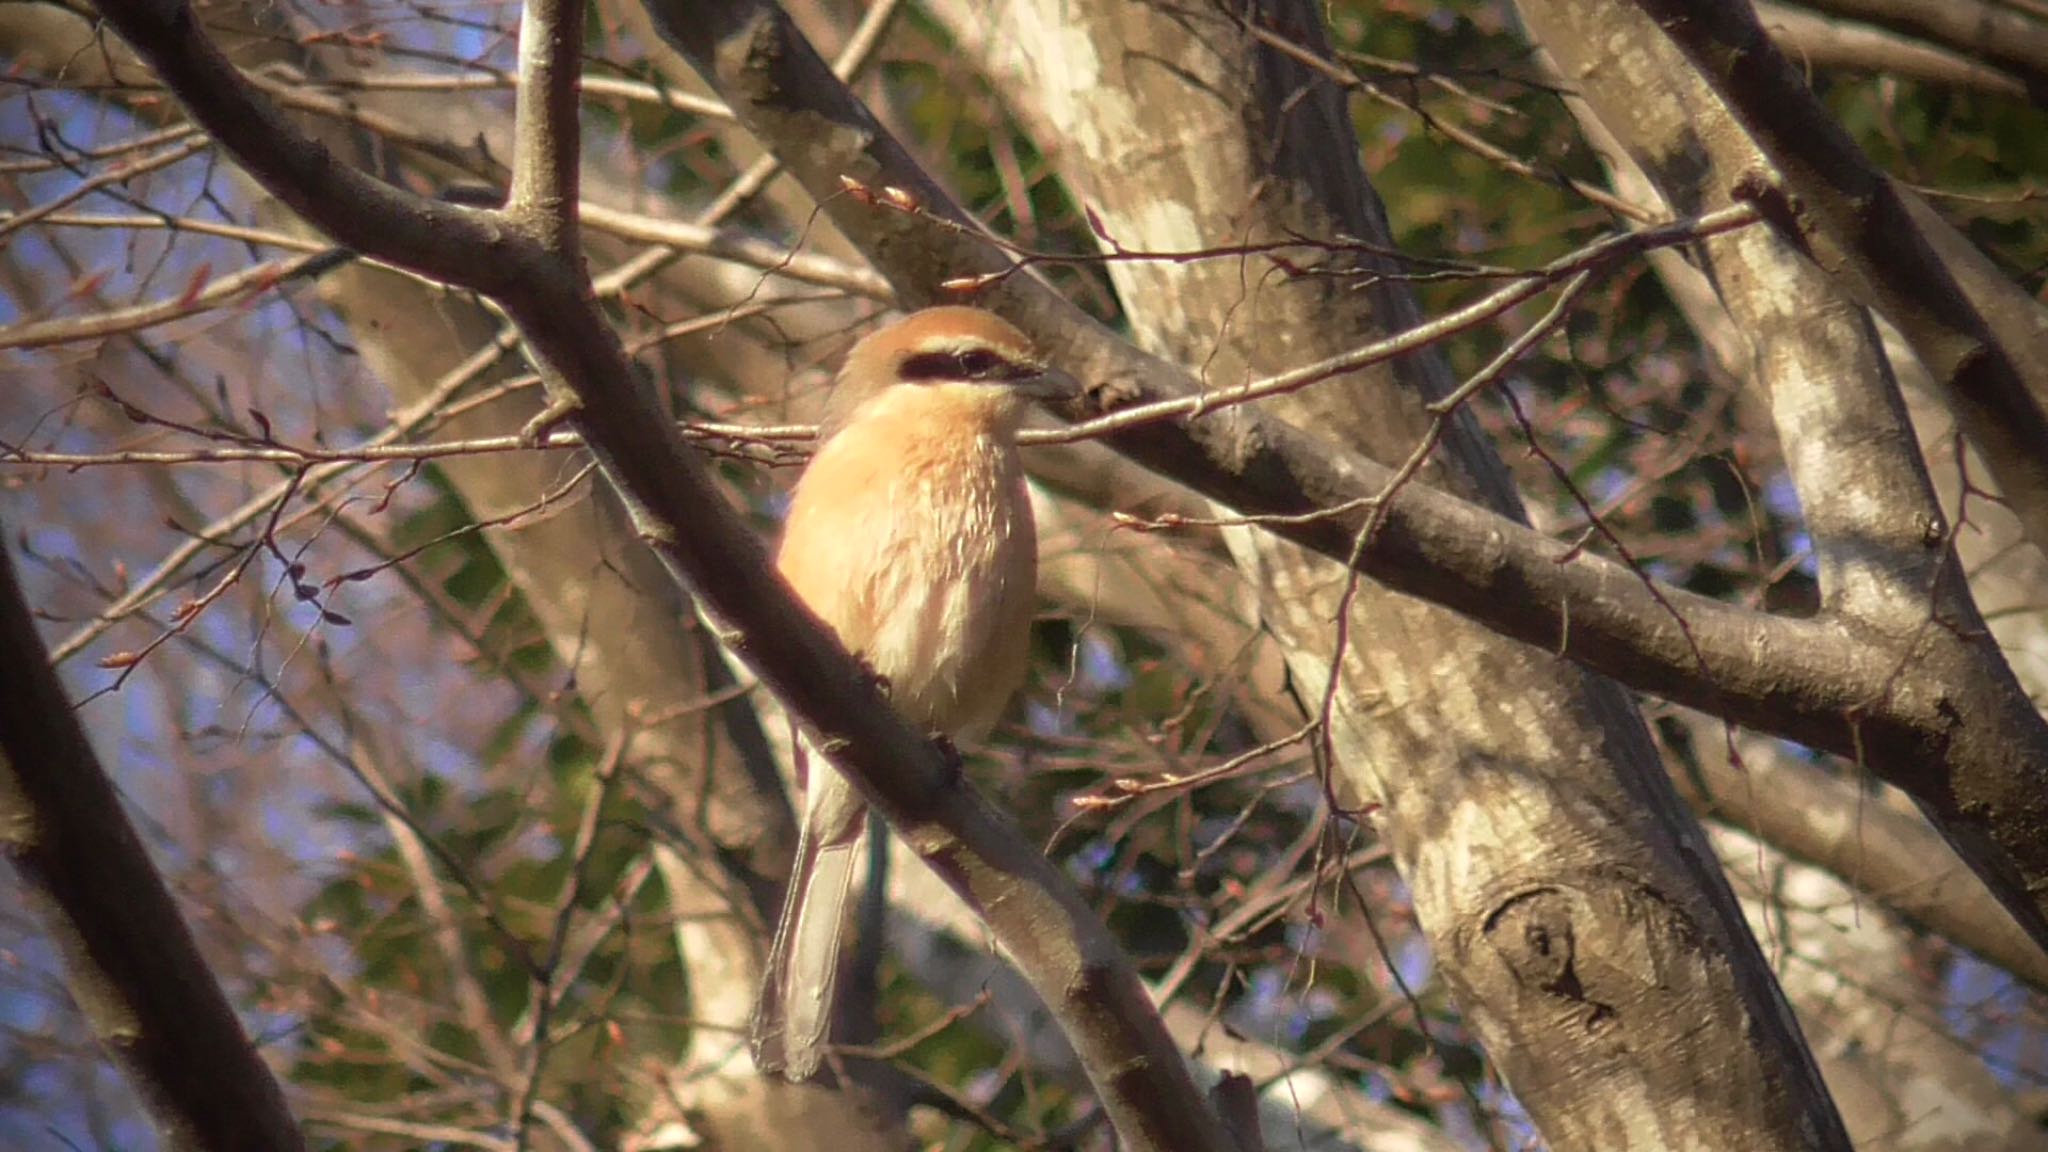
[897,348,1020,383]
[957,349,1002,378]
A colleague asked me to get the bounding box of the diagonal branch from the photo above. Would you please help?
[1755,2,2034,99]
[1519,0,2048,970]
[91,0,517,294]
[0,532,306,1152]
[643,0,2048,952]
[1633,0,2048,554]
[89,0,2048,1020]
[81,0,1237,1147]
[1788,0,2048,94]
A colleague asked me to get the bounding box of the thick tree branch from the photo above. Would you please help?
[0,532,305,1152]
[90,0,2048,1033]
[1788,0,2048,95]
[1556,86,2048,994]
[1633,0,2048,555]
[81,0,1234,1147]
[618,4,1770,744]
[1756,2,2032,100]
[646,0,2048,950]
[1661,711,2048,995]
[929,2,1843,1139]
[89,0,525,293]
[89,0,2048,863]
[1519,0,2048,967]
[507,0,585,252]
[945,3,1846,1147]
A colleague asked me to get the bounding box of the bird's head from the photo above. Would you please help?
[822,307,1074,440]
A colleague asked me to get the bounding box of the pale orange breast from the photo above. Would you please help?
[777,384,1036,736]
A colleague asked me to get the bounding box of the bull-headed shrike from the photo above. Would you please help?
[751,306,1068,1080]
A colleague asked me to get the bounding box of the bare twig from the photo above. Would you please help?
[0,251,330,351]
[1634,0,2048,551]
[653,0,2048,949]
[81,0,1240,1146]
[0,532,306,1150]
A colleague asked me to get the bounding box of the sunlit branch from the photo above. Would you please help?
[75,0,1238,1143]
[0,134,212,242]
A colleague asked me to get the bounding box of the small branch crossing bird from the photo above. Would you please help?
[751,306,1067,1081]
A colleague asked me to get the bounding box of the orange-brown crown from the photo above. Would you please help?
[823,307,1047,437]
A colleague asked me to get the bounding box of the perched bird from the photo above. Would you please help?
[751,306,1064,1081]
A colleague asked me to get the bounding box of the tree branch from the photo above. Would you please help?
[1661,711,2048,995]
[81,0,1236,1146]
[1518,0,2048,970]
[1787,0,2048,95]
[0,531,306,1151]
[508,0,585,251]
[1633,0,2048,554]
[645,0,2048,949]
[89,0,523,293]
[1554,82,2048,993]
[1756,2,2032,100]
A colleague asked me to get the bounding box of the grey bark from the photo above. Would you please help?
[19,0,2048,1139]
[615,0,2048,959]
[1520,0,2048,1022]
[926,2,1848,1149]
[1627,0,2048,554]
[1756,3,2033,99]
[1560,90,2048,996]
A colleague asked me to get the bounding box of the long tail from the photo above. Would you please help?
[751,744,866,1080]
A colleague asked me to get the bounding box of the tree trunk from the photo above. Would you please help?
[924,2,1850,1147]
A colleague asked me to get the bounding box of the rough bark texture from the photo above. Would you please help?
[607,6,2048,972]
[22,0,2048,1144]
[1520,0,2048,1007]
[1630,0,2048,554]
[929,2,1849,1148]
[1561,95,2048,997]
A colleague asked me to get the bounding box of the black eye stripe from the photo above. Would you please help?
[898,349,1037,382]
[897,352,962,380]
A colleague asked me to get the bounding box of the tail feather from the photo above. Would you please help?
[752,739,867,1080]
[755,838,861,1078]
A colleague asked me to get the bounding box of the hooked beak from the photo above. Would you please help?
[1012,365,1082,404]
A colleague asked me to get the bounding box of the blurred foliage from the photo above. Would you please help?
[285,478,687,1144]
